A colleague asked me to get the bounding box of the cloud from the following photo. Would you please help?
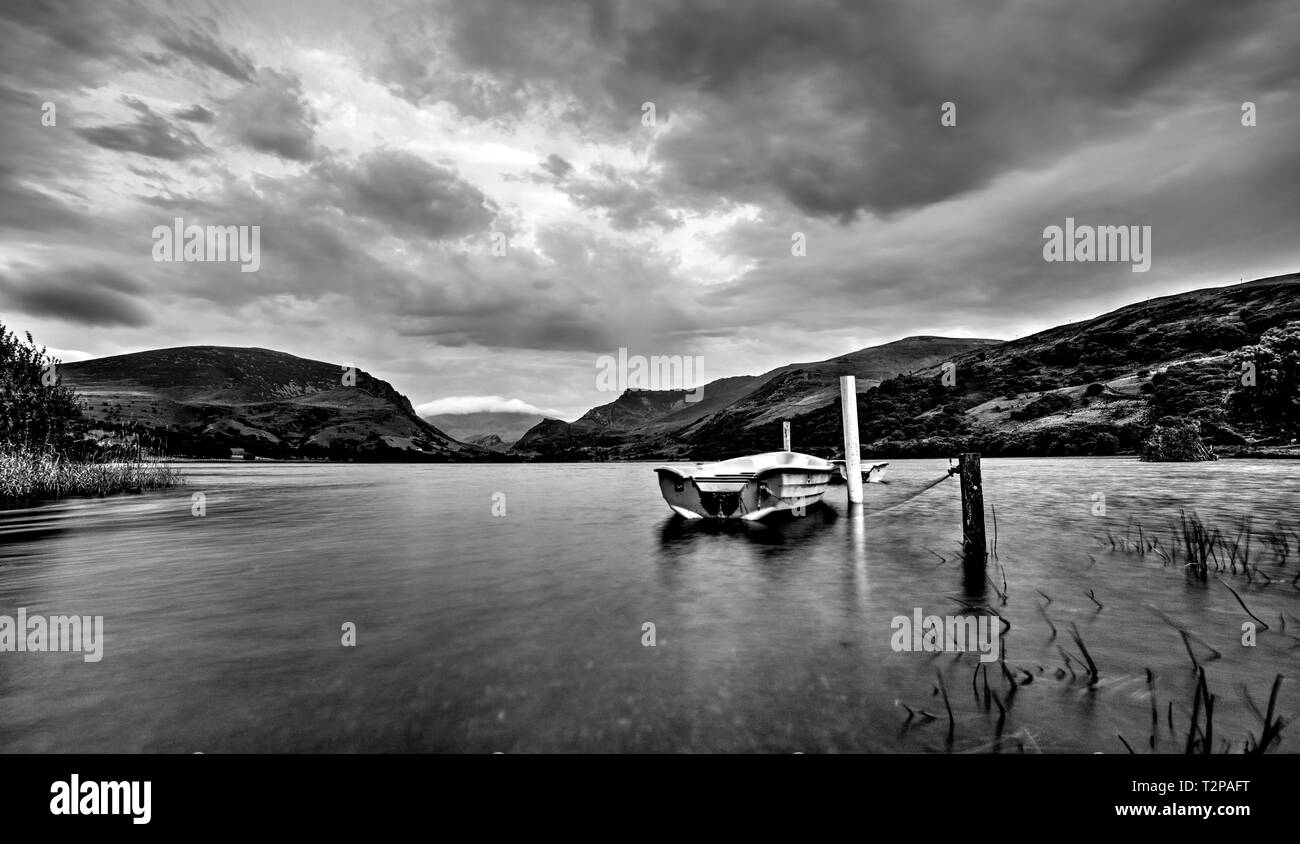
[158,27,256,82]
[76,97,210,161]
[550,162,682,231]
[414,395,547,416]
[541,153,574,178]
[0,1,149,87]
[306,149,496,239]
[174,104,215,124]
[0,165,86,232]
[219,69,319,161]
[42,346,95,364]
[371,0,1300,219]
[2,0,1298,426]
[0,265,151,328]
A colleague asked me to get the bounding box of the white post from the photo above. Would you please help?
[782,420,791,452]
[839,375,863,504]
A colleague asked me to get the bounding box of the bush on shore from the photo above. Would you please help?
[2,316,183,504]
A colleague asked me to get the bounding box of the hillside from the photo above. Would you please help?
[510,274,1299,461]
[513,336,1001,459]
[755,273,1300,460]
[59,346,478,460]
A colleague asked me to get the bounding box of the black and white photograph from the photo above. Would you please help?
[1,0,1298,825]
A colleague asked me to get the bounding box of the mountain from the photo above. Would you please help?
[512,336,1002,459]
[59,346,481,460]
[511,273,1300,461]
[464,433,510,452]
[422,411,544,446]
[753,273,1300,459]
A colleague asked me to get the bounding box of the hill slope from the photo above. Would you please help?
[60,346,476,460]
[764,273,1300,459]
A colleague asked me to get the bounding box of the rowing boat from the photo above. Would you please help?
[653,451,834,520]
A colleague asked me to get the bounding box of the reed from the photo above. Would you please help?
[1068,623,1100,685]
[0,445,182,505]
[1103,512,1300,584]
[1179,511,1220,580]
[1247,674,1286,754]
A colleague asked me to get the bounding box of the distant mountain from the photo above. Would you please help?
[464,433,510,452]
[422,411,544,446]
[59,346,481,460]
[512,336,1002,459]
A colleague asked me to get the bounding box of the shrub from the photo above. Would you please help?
[1140,424,1217,462]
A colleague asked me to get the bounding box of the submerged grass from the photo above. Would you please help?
[1103,510,1300,584]
[0,446,182,505]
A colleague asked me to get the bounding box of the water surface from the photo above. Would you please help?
[1,458,1297,753]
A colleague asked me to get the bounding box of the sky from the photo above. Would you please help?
[1,0,1297,421]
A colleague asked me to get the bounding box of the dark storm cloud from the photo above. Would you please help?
[157,27,256,82]
[633,0,1296,218]
[541,153,574,179]
[0,265,151,328]
[372,0,1300,219]
[0,0,141,61]
[370,0,622,120]
[219,69,318,161]
[305,150,496,239]
[174,104,215,124]
[76,97,210,161]
[554,163,681,231]
[0,0,152,92]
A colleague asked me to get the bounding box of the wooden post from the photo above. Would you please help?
[958,453,986,559]
[839,376,863,504]
[782,420,791,452]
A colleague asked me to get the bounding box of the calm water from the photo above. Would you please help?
[1,458,1297,753]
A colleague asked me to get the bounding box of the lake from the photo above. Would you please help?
[1,457,1297,753]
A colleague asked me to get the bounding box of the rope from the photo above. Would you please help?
[854,472,953,516]
[753,471,952,516]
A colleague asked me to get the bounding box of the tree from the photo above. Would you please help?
[0,317,84,450]
[1229,322,1300,435]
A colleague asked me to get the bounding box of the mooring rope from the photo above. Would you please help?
[856,472,953,516]
[759,471,954,515]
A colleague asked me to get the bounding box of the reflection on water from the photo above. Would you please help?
[0,458,1296,753]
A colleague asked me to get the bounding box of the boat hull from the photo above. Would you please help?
[829,460,889,484]
[654,452,833,520]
